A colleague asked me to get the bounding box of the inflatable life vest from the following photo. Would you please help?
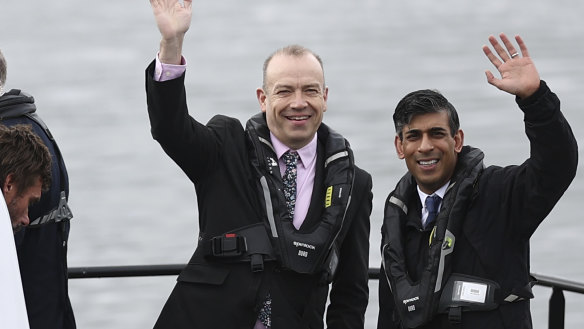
[382,146,536,327]
[242,113,355,280]
[382,147,487,327]
[0,89,73,227]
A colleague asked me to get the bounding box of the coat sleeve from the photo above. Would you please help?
[326,167,372,329]
[498,80,578,237]
[145,60,225,184]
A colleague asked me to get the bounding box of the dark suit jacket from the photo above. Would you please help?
[145,61,372,329]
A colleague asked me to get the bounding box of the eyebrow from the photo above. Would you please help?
[302,83,322,89]
[429,127,448,133]
[404,126,448,135]
[273,82,322,90]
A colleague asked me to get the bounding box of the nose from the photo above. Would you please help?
[290,90,307,109]
[21,210,30,227]
[12,215,29,233]
[418,134,434,152]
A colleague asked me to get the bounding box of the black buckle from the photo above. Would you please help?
[211,234,247,257]
[250,254,264,272]
[448,306,462,324]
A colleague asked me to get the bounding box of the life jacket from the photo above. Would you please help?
[217,113,354,281]
[0,89,73,227]
[381,146,498,327]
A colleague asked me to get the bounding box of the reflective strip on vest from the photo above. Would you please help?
[389,196,408,215]
[260,176,278,238]
[324,150,348,168]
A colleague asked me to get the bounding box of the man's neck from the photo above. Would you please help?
[417,182,449,201]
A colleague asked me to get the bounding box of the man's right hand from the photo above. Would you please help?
[150,0,193,65]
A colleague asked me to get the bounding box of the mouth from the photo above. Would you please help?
[418,159,438,167]
[286,115,311,121]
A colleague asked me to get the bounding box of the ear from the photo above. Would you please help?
[256,88,267,113]
[454,129,464,153]
[322,86,329,112]
[394,135,405,159]
[3,174,15,201]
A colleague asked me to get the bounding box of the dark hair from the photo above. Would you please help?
[262,44,325,90]
[0,49,6,91]
[0,124,51,195]
[393,89,460,140]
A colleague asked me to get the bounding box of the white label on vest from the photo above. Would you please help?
[453,281,487,303]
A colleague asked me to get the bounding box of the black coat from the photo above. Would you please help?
[145,61,372,329]
[0,89,76,329]
[378,81,578,329]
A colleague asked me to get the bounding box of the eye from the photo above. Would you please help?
[305,88,320,96]
[405,133,420,141]
[431,130,447,138]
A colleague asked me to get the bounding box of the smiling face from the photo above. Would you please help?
[256,52,328,150]
[395,111,464,194]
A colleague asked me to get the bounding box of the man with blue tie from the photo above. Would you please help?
[145,0,373,328]
[378,34,578,329]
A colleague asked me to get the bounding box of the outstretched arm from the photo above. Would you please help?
[482,33,540,99]
[150,0,193,64]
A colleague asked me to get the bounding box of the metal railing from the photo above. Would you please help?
[68,265,584,329]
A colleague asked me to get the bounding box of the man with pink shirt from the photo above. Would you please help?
[145,1,372,328]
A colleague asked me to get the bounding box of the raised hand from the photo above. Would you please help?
[482,33,540,99]
[150,0,193,64]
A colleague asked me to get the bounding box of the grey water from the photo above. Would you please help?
[2,0,583,328]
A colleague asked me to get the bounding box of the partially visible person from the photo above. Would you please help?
[0,123,52,329]
[378,34,578,329]
[0,49,76,329]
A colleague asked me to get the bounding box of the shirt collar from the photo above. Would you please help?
[417,181,449,206]
[270,132,318,168]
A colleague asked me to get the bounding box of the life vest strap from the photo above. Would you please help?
[448,306,462,324]
[28,191,73,227]
[200,223,276,272]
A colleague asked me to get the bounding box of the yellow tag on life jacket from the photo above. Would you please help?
[325,186,333,208]
[429,226,437,245]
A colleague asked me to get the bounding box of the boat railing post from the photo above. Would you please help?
[548,287,565,329]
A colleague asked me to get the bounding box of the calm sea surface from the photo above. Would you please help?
[2,0,583,328]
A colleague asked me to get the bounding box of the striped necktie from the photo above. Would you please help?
[424,195,441,229]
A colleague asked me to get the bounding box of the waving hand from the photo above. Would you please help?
[482,33,541,99]
[150,0,193,64]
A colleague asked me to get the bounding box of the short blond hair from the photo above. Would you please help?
[261,45,325,90]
